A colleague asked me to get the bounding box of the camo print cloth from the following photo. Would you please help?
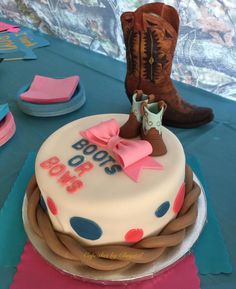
[0,0,235,99]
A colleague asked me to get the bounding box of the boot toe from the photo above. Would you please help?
[190,106,214,124]
[163,105,214,128]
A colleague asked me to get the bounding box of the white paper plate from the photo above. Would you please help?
[22,173,207,285]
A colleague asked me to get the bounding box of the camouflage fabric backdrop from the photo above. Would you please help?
[0,0,235,99]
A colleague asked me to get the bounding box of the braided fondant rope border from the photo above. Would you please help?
[26,165,200,271]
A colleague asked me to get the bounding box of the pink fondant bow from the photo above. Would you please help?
[80,119,163,182]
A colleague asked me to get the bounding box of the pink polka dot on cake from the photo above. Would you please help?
[46,197,58,215]
[125,228,143,243]
[173,183,185,213]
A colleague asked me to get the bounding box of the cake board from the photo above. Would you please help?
[22,173,207,285]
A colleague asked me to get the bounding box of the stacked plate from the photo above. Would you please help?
[16,75,86,117]
[0,104,16,147]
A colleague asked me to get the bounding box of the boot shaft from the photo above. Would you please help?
[140,100,167,156]
[142,101,166,135]
[121,3,179,86]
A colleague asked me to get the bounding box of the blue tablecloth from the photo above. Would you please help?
[0,25,236,289]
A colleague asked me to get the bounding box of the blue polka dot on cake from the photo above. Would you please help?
[155,201,170,217]
[70,216,102,240]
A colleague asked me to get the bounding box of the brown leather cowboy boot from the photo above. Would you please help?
[121,3,214,128]
[119,90,155,138]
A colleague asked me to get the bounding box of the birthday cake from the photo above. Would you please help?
[27,109,200,271]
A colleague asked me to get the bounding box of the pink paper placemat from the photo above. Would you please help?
[10,241,200,289]
[20,75,80,104]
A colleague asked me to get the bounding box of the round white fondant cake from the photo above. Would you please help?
[35,114,185,246]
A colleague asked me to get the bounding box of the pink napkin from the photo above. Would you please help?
[0,22,20,32]
[0,112,16,146]
[20,75,80,104]
[10,242,200,289]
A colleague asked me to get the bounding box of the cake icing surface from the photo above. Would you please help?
[35,114,185,246]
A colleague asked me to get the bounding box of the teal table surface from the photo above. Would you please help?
[0,26,236,289]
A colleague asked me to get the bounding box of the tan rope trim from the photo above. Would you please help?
[26,165,200,271]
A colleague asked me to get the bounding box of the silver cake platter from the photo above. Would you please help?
[22,173,207,285]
